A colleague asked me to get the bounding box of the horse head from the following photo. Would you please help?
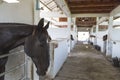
[24,18,51,76]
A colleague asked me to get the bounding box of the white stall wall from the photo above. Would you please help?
[46,39,69,79]
[48,27,71,53]
[112,42,120,58]
[0,0,34,24]
[110,29,120,41]
[53,39,68,77]
[96,30,108,52]
[48,28,70,40]
[90,31,96,45]
[110,28,120,58]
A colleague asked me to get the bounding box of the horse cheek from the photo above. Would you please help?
[24,37,34,56]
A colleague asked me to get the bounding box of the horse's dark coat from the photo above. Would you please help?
[0,18,51,80]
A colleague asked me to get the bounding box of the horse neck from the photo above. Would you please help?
[0,24,36,53]
[8,25,37,49]
[17,25,36,37]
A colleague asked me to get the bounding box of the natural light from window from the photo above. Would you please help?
[78,32,89,42]
[3,0,19,3]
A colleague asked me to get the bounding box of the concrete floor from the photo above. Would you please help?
[54,42,120,80]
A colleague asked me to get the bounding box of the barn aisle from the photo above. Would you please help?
[54,42,120,80]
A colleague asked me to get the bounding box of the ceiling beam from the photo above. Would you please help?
[70,6,114,10]
[71,9,112,11]
[72,13,109,17]
[71,11,111,14]
[68,2,120,7]
[66,0,120,3]
[54,0,71,17]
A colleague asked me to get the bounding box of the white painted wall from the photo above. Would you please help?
[110,28,120,58]
[53,39,68,77]
[90,25,108,53]
[110,5,120,58]
[48,28,70,40]
[0,0,34,24]
[39,27,77,79]
[48,27,71,53]
[112,42,120,58]
[47,39,69,79]
[110,29,120,41]
[96,30,108,52]
[48,27,77,51]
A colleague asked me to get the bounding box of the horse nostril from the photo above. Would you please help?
[36,70,46,76]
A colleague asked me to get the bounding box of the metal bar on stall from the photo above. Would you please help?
[0,48,27,80]
[20,76,25,80]
[0,63,25,77]
[0,50,24,59]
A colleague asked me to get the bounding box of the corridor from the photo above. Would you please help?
[54,42,120,80]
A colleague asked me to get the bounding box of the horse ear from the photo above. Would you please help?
[38,18,44,29]
[44,21,50,30]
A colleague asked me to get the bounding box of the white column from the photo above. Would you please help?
[67,17,71,53]
[72,17,77,47]
[95,17,99,45]
[90,26,94,35]
[72,18,76,31]
[89,26,93,42]
[108,16,113,34]
[67,17,72,32]
[106,16,113,56]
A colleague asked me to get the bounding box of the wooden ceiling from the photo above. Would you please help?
[65,0,120,14]
[76,17,96,27]
[64,0,120,28]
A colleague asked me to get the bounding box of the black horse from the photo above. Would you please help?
[0,18,51,80]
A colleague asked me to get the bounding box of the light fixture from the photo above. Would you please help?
[3,0,19,3]
[82,19,85,22]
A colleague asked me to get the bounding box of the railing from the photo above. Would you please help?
[0,46,28,80]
